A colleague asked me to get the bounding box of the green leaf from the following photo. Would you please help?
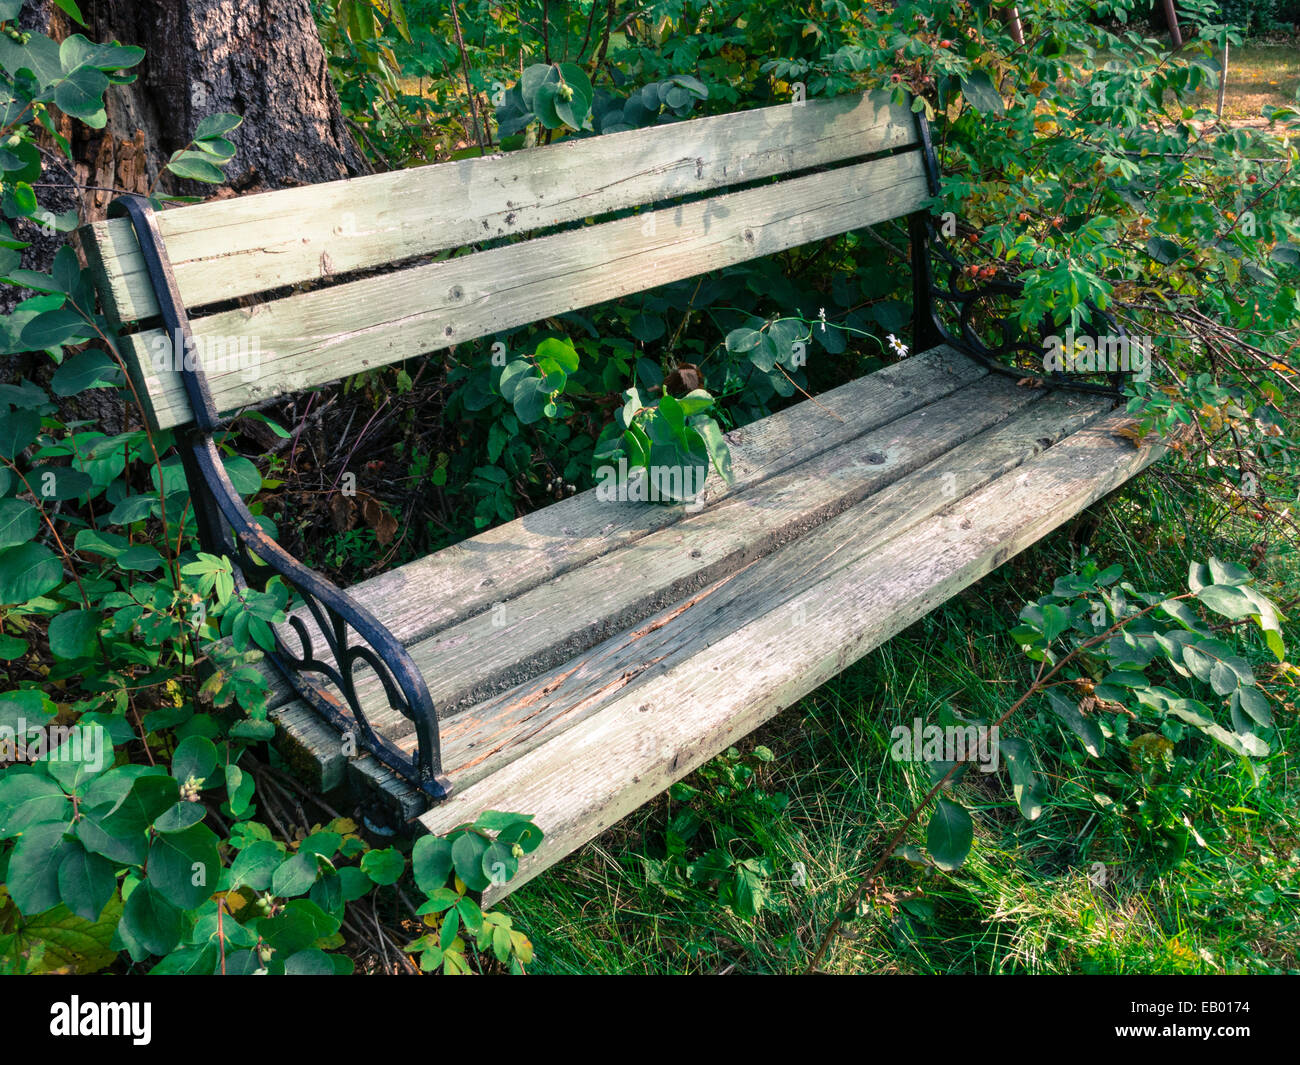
[52,0,87,26]
[272,851,322,898]
[118,544,164,571]
[1194,583,1257,620]
[1044,690,1104,756]
[0,499,39,549]
[255,899,338,956]
[225,762,254,816]
[960,70,1004,115]
[283,947,335,975]
[171,734,216,784]
[1146,235,1185,265]
[1040,604,1070,643]
[482,840,519,886]
[10,897,121,974]
[725,327,763,353]
[222,454,262,496]
[510,375,551,424]
[999,738,1046,821]
[1236,687,1273,728]
[53,64,109,126]
[146,823,219,909]
[193,112,243,140]
[361,846,405,886]
[57,843,115,921]
[926,798,973,871]
[47,608,99,659]
[451,832,491,891]
[121,881,183,957]
[8,820,76,915]
[20,306,95,349]
[230,840,283,892]
[0,542,63,604]
[412,835,455,894]
[0,773,71,839]
[630,314,665,342]
[51,350,121,396]
[42,725,108,796]
[97,772,180,836]
[0,408,40,458]
[166,149,227,183]
[28,466,92,501]
[153,802,206,833]
[533,336,579,372]
[496,820,543,854]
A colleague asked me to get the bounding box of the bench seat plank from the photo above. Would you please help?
[344,373,1046,734]
[415,405,1162,903]
[261,345,985,711]
[392,384,1113,780]
[270,364,1157,841]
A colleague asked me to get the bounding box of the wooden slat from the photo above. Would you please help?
[392,386,1110,773]
[79,92,920,324]
[351,374,1048,736]
[260,346,986,713]
[126,149,929,430]
[416,390,1112,796]
[269,378,1110,799]
[418,410,1164,902]
[268,348,986,795]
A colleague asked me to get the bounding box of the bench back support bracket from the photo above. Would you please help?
[108,195,452,805]
[908,111,1128,396]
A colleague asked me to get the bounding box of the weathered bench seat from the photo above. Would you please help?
[78,88,1160,898]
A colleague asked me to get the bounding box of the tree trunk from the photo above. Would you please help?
[8,0,368,420]
[29,0,368,232]
[86,0,370,207]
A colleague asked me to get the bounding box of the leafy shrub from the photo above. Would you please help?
[0,11,536,975]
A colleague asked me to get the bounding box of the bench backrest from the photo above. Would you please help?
[79,90,935,432]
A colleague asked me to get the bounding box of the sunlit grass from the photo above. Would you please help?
[1186,42,1300,122]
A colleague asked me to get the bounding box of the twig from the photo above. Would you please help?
[449,0,487,152]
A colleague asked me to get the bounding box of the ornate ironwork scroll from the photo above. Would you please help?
[908,111,1132,396]
[110,195,450,803]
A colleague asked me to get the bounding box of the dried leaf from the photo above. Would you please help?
[360,497,398,546]
[329,493,356,532]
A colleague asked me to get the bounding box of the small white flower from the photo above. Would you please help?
[887,333,910,358]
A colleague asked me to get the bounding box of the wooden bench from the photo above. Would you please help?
[79,89,1162,900]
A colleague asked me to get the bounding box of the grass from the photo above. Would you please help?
[502,463,1300,974]
[1186,42,1300,123]
[1074,40,1300,124]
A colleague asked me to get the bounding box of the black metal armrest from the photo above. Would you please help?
[909,213,1132,396]
[903,110,1131,396]
[109,195,450,802]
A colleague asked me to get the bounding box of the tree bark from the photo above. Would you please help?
[84,0,370,206]
[27,0,368,232]
[7,0,368,418]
